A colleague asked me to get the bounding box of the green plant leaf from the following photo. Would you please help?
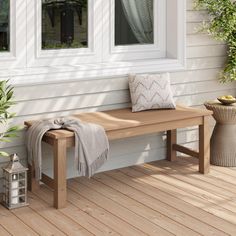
[6,125,22,133]
[0,138,11,142]
[195,0,236,82]
[3,133,18,138]
[0,80,20,157]
[0,151,9,157]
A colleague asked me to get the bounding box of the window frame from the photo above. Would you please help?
[26,0,103,67]
[102,0,166,62]
[0,0,26,69]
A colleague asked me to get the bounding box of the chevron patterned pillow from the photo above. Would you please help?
[128,73,176,112]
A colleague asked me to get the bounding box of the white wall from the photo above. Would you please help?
[0,0,235,185]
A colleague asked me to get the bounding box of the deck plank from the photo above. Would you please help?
[37,186,121,236]
[67,188,143,236]
[147,161,236,213]
[28,192,93,236]
[68,179,173,236]
[212,165,236,177]
[2,158,236,236]
[103,170,229,236]
[127,166,236,234]
[174,156,236,195]
[0,205,38,236]
[0,224,12,236]
[182,156,236,181]
[12,206,66,236]
[76,175,200,236]
[156,158,236,198]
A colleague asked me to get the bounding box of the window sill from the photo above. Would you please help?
[2,58,186,85]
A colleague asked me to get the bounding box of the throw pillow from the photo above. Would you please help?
[128,73,176,112]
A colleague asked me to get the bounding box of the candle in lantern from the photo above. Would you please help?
[11,174,19,204]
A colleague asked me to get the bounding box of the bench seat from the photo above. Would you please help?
[25,105,212,209]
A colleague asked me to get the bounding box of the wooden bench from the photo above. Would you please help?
[25,105,213,209]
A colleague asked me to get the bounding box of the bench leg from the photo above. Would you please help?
[28,162,40,192]
[53,138,67,209]
[167,129,177,161]
[199,117,210,174]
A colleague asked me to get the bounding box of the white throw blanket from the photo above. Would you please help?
[26,117,109,180]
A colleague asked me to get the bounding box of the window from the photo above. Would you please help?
[115,0,154,46]
[1,0,186,80]
[102,0,166,62]
[42,0,88,50]
[0,0,10,52]
[27,0,102,67]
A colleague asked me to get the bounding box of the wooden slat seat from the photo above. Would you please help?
[25,105,212,209]
[25,105,212,141]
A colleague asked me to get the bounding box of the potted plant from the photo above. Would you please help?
[195,0,236,83]
[0,80,21,157]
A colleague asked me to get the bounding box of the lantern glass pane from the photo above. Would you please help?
[19,179,25,187]
[19,188,25,195]
[19,172,25,179]
[19,196,25,203]
[12,197,19,205]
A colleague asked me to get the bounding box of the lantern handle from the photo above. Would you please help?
[10,153,19,163]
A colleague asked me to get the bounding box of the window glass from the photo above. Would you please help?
[42,0,88,50]
[0,0,10,52]
[115,0,154,46]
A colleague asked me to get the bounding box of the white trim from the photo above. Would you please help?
[177,0,187,67]
[0,0,26,69]
[4,58,184,85]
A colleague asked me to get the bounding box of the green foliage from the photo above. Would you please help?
[0,47,8,52]
[0,0,9,22]
[42,40,85,50]
[0,80,21,157]
[195,0,236,82]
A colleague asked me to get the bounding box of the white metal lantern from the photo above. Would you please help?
[2,153,29,209]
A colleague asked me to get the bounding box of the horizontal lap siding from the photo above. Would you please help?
[0,0,235,188]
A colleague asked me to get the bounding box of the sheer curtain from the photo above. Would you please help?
[120,0,153,44]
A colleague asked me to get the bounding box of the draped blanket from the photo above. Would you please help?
[26,117,109,180]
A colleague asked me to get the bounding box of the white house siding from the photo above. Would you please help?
[0,0,236,186]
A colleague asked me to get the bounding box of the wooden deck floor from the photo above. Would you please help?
[1,156,236,236]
